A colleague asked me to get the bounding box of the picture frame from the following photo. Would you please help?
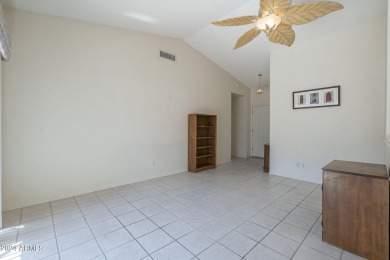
[293,86,340,109]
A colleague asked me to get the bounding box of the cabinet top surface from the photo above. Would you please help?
[322,160,388,179]
[189,114,216,117]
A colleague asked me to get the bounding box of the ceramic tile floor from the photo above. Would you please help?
[0,157,366,260]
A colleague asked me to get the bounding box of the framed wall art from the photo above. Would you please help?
[293,86,340,109]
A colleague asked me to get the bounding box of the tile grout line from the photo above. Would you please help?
[175,176,277,258]
[15,209,22,244]
[74,193,108,260]
[137,205,197,258]
[248,182,321,259]
[104,188,173,259]
[289,187,325,260]
[91,189,156,259]
[135,172,266,258]
[49,200,62,260]
[179,175,302,259]
[94,190,156,259]
[241,180,304,259]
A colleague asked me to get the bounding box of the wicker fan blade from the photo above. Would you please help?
[260,0,292,15]
[284,1,343,25]
[260,0,274,13]
[267,24,295,47]
[212,16,258,26]
[276,0,293,15]
[234,27,261,49]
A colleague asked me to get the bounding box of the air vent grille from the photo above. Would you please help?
[160,50,176,61]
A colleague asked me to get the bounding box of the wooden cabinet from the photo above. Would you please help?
[263,144,269,173]
[322,160,389,260]
[188,114,216,173]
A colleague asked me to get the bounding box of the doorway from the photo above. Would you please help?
[231,94,248,158]
[252,105,270,157]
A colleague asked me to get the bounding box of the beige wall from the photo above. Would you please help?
[270,17,386,183]
[231,95,249,158]
[2,8,250,210]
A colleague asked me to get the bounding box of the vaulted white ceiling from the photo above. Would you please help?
[2,0,387,89]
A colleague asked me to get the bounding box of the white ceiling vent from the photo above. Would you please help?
[160,50,176,62]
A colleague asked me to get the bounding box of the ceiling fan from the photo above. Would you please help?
[211,0,343,49]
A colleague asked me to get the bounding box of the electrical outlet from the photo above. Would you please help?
[296,162,300,167]
[301,163,305,169]
[152,160,156,166]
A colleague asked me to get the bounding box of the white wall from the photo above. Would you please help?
[385,1,390,168]
[0,60,2,227]
[2,8,250,210]
[270,17,386,183]
[231,95,248,158]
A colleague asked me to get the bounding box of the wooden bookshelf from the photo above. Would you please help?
[188,114,216,173]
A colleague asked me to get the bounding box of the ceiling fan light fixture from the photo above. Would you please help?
[211,0,344,49]
[256,14,281,32]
